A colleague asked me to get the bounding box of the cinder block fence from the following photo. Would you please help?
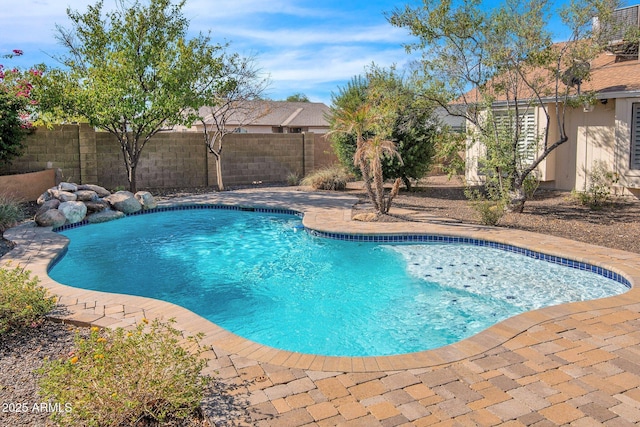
[0,124,337,191]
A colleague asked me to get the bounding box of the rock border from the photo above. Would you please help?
[35,183,157,227]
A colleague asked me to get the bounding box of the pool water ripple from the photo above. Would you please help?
[49,208,629,357]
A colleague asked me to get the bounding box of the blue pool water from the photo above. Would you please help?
[49,208,629,357]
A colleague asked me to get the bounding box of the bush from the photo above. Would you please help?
[0,193,24,232]
[287,170,301,186]
[573,160,618,209]
[301,165,352,190]
[465,188,505,226]
[0,264,55,334]
[37,319,210,427]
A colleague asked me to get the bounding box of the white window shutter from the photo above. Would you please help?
[493,110,537,165]
[631,103,640,170]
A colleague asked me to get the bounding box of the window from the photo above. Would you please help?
[493,109,537,165]
[631,103,640,169]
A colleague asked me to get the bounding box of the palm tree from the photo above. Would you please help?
[329,101,403,216]
[355,135,403,214]
[328,102,378,207]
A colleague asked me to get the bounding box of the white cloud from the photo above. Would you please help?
[184,0,328,20]
[216,24,410,48]
[0,0,417,104]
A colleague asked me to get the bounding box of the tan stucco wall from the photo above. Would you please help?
[0,169,56,202]
[464,101,631,193]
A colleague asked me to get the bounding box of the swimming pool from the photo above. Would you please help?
[49,206,630,357]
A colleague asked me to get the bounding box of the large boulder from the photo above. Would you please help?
[86,209,126,224]
[84,199,110,213]
[135,191,158,210]
[35,209,67,228]
[75,190,99,202]
[37,191,52,205]
[58,201,88,224]
[77,184,111,198]
[36,199,61,216]
[104,191,142,214]
[58,182,78,192]
[50,189,78,202]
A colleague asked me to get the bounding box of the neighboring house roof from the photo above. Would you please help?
[198,100,330,129]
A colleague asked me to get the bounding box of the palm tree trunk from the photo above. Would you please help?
[358,154,379,212]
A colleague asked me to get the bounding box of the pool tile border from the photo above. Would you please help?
[54,203,632,289]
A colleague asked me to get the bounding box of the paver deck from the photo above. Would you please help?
[2,188,640,426]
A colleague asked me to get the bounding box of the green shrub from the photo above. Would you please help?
[523,173,540,199]
[0,264,55,334]
[37,319,210,427]
[301,165,352,190]
[465,188,505,226]
[573,160,618,209]
[287,170,301,186]
[0,193,24,232]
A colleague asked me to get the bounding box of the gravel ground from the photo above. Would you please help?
[389,176,640,254]
[1,178,638,426]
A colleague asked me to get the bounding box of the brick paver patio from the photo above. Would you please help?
[2,188,639,426]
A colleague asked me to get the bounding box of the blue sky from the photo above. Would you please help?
[0,0,416,105]
[1,0,613,105]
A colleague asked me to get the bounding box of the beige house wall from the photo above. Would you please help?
[1,125,338,191]
[464,101,639,195]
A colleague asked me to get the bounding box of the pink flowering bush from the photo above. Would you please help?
[0,49,39,165]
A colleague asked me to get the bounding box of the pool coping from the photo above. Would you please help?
[2,189,640,373]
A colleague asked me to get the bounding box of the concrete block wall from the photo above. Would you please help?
[311,133,338,171]
[94,130,207,189]
[0,125,81,182]
[1,125,339,190]
[220,133,305,186]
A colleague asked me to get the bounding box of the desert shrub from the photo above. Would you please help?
[523,173,540,199]
[287,170,301,186]
[301,165,352,190]
[0,193,24,232]
[37,319,209,427]
[465,188,505,226]
[573,160,618,209]
[0,264,55,334]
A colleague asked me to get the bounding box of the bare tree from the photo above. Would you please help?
[196,54,270,190]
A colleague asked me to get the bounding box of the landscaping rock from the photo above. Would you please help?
[353,212,379,222]
[58,201,88,224]
[32,182,155,226]
[135,191,157,210]
[84,199,110,213]
[77,184,111,198]
[86,209,126,224]
[50,189,77,202]
[105,191,142,214]
[58,182,78,192]
[75,190,99,202]
[35,209,67,228]
[36,199,61,216]
[36,191,52,205]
